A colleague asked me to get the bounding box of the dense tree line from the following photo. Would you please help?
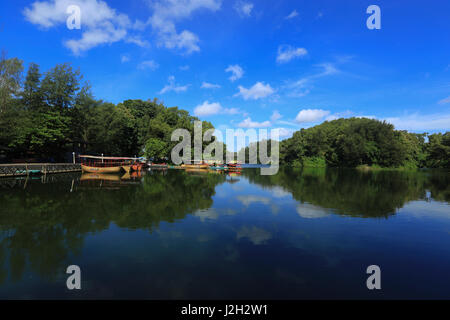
[0,53,215,162]
[279,118,450,169]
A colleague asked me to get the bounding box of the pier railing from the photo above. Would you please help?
[0,163,81,178]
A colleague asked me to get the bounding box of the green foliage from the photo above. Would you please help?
[302,156,326,168]
[145,138,169,161]
[280,117,449,169]
[0,56,206,161]
[0,52,23,113]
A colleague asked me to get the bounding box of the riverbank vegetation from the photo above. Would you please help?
[279,118,450,169]
[0,53,215,162]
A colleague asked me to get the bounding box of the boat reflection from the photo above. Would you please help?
[79,171,143,189]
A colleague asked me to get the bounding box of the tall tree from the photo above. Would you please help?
[0,52,23,113]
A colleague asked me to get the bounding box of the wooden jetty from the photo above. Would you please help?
[0,163,81,178]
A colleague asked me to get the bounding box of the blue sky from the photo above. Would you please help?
[1,0,449,139]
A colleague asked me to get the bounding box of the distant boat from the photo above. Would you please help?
[79,155,138,174]
[181,164,209,169]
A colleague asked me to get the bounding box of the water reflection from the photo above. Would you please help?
[243,167,450,217]
[0,167,449,298]
[0,170,226,285]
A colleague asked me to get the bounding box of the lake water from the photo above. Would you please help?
[0,167,449,299]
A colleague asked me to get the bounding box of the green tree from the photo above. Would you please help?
[145,138,169,161]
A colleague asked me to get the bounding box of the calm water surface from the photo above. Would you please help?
[0,167,449,299]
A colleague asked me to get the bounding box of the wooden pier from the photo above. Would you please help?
[0,163,81,178]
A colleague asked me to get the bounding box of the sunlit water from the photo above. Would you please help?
[0,167,449,299]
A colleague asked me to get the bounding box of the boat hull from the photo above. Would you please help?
[80,173,121,182]
[181,164,209,169]
[81,164,122,173]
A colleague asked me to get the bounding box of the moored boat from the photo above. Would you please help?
[80,173,121,181]
[81,164,122,173]
[79,155,140,174]
[181,164,209,169]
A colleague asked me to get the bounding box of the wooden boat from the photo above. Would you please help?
[149,163,168,169]
[80,173,121,182]
[210,166,228,170]
[181,164,209,169]
[121,165,131,173]
[168,165,184,169]
[80,155,139,174]
[81,164,122,173]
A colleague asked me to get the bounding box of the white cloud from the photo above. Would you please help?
[120,55,130,63]
[315,63,339,76]
[295,109,330,123]
[284,63,339,97]
[194,208,219,221]
[238,117,271,128]
[138,60,159,70]
[285,78,310,97]
[277,128,295,138]
[285,10,299,19]
[383,113,450,132]
[159,76,189,94]
[148,0,222,54]
[235,82,275,100]
[194,101,239,117]
[438,96,450,104]
[179,65,190,71]
[23,0,142,55]
[277,45,307,64]
[234,1,254,17]
[296,204,330,219]
[201,82,221,89]
[236,226,272,245]
[270,110,282,122]
[225,64,244,82]
[125,37,150,47]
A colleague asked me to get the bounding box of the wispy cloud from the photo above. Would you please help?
[201,82,221,89]
[235,82,275,100]
[285,10,299,20]
[238,117,271,128]
[438,96,450,105]
[383,113,450,132]
[120,54,130,63]
[138,60,159,70]
[234,1,254,17]
[225,64,244,82]
[270,110,282,122]
[194,101,240,117]
[159,76,189,94]
[276,45,307,64]
[284,63,340,97]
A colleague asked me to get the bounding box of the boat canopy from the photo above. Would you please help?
[79,155,140,160]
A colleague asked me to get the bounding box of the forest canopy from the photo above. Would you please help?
[0,53,214,162]
[279,117,450,169]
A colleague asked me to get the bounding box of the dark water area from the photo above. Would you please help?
[0,167,449,299]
